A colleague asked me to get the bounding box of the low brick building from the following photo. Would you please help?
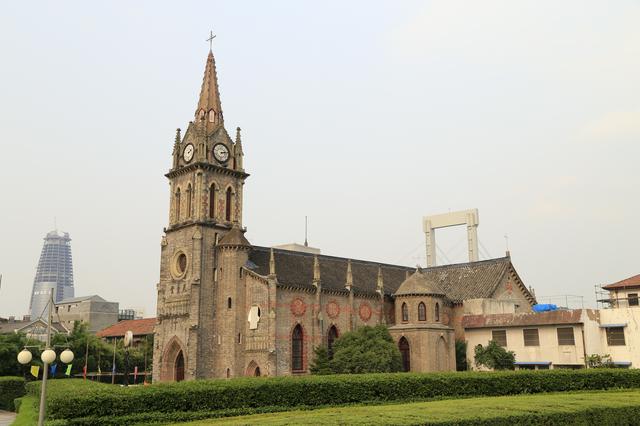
[97,317,155,348]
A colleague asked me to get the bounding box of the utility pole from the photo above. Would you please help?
[37,292,53,426]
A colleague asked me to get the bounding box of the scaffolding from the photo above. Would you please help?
[595,284,638,309]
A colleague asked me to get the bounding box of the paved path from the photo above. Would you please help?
[0,410,16,426]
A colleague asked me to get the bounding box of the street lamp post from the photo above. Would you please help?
[17,292,74,426]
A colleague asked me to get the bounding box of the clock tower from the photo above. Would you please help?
[153,46,249,382]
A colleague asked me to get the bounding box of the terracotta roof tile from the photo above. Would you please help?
[462,309,588,329]
[603,274,640,290]
[96,318,156,338]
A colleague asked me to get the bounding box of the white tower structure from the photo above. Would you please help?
[423,209,479,267]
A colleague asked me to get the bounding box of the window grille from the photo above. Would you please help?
[523,328,540,346]
[606,327,626,346]
[557,327,575,345]
[491,330,507,347]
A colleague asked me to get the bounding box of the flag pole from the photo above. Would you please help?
[83,340,89,380]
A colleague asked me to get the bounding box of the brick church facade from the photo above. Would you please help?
[152,48,536,382]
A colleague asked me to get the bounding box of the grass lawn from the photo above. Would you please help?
[176,389,640,425]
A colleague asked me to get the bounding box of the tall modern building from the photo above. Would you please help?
[29,230,75,319]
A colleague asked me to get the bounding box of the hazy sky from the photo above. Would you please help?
[1,1,638,318]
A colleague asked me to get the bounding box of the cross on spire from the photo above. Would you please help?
[206,31,216,51]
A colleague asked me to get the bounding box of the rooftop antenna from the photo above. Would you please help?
[304,216,308,247]
[54,217,57,232]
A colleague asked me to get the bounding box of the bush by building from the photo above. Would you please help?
[0,376,26,411]
[20,368,640,424]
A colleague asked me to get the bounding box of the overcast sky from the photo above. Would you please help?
[1,1,638,318]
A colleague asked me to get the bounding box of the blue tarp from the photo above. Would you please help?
[532,304,558,312]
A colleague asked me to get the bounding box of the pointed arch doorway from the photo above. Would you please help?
[174,350,185,382]
[399,337,410,372]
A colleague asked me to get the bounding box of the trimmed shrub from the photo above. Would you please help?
[0,376,26,411]
[31,369,640,422]
[442,406,640,425]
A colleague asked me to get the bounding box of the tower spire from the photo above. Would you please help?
[196,37,223,128]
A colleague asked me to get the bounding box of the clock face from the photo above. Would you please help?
[183,144,194,162]
[213,143,230,163]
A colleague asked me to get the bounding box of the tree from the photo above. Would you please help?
[474,341,515,370]
[311,325,402,374]
[309,346,332,375]
[0,333,39,377]
[455,340,468,371]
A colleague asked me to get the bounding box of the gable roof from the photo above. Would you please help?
[247,246,533,304]
[96,318,156,338]
[0,319,68,335]
[603,274,640,290]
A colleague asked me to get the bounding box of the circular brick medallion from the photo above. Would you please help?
[326,301,340,319]
[290,298,306,317]
[359,303,372,322]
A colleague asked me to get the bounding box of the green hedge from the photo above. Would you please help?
[25,369,640,422]
[440,406,640,425]
[0,376,26,411]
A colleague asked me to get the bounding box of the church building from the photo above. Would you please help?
[152,47,536,382]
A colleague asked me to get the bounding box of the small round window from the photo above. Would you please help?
[171,251,188,279]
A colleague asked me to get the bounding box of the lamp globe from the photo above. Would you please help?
[17,349,32,365]
[60,349,74,364]
[41,349,56,364]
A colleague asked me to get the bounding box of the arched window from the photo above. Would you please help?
[186,184,192,218]
[327,325,339,359]
[225,187,232,221]
[227,297,232,309]
[292,324,303,372]
[401,302,409,322]
[418,302,426,321]
[435,302,440,322]
[175,188,181,221]
[226,368,230,378]
[209,183,216,218]
[254,366,261,377]
[399,337,410,372]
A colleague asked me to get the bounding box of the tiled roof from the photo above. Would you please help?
[0,319,67,334]
[247,246,530,304]
[462,309,590,329]
[96,318,156,338]
[219,226,251,247]
[395,270,446,297]
[603,274,640,290]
